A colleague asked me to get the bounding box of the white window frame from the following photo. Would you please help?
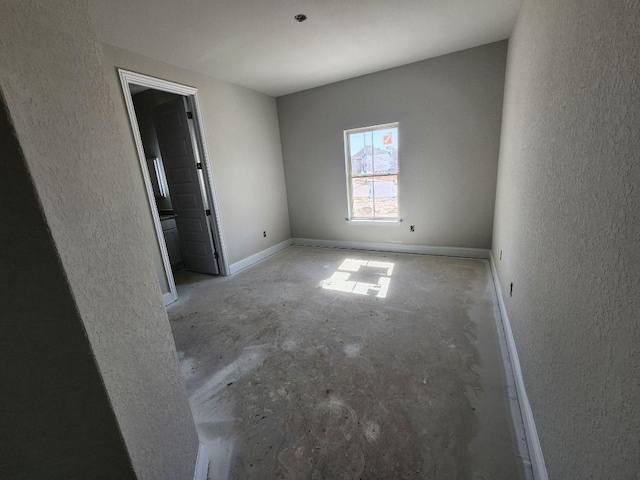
[344,122,400,222]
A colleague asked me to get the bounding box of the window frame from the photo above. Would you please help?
[344,122,400,222]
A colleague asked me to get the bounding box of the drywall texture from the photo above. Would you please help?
[0,93,135,480]
[0,2,200,479]
[492,1,640,478]
[102,44,291,272]
[277,41,507,249]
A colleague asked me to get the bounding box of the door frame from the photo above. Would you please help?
[118,69,230,305]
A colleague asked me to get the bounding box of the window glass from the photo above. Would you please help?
[373,128,398,175]
[351,177,374,218]
[345,123,399,220]
[373,175,398,218]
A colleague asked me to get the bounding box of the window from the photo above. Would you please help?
[345,123,399,221]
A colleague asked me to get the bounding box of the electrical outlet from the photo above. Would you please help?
[263,231,267,238]
[410,225,415,232]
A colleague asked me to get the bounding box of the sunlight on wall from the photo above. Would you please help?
[319,259,394,298]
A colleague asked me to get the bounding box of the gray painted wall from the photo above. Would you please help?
[492,1,640,478]
[277,41,507,249]
[101,44,292,283]
[0,2,200,478]
[0,92,135,480]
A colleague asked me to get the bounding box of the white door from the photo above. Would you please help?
[153,97,219,275]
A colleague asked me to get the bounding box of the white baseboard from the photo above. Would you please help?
[193,443,209,480]
[162,291,176,306]
[489,253,548,480]
[228,239,293,274]
[292,238,490,259]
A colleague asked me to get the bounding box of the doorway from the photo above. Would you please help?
[119,70,229,305]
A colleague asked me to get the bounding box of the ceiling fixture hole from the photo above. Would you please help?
[294,14,307,22]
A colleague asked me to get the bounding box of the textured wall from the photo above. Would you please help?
[0,2,200,479]
[0,93,135,480]
[101,44,291,269]
[277,42,507,249]
[492,0,640,478]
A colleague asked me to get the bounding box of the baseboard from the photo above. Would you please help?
[193,443,209,480]
[162,291,176,306]
[228,239,293,274]
[489,253,548,480]
[292,238,490,259]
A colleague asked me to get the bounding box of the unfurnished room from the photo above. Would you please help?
[1,1,638,480]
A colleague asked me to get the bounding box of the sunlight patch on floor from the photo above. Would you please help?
[320,259,394,298]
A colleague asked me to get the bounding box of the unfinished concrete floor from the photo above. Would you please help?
[168,246,529,480]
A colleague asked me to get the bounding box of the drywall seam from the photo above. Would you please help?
[193,443,209,480]
[489,253,548,480]
[229,239,293,274]
[293,238,490,259]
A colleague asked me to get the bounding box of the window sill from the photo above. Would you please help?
[346,218,403,225]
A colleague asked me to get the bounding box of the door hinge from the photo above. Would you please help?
[196,162,203,169]
[186,111,194,119]
[214,251,219,259]
[205,209,211,216]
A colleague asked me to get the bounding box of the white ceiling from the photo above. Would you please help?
[90,0,520,97]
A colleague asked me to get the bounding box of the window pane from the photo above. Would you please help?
[351,177,374,218]
[373,127,398,174]
[349,131,373,175]
[345,123,399,221]
[373,175,398,218]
